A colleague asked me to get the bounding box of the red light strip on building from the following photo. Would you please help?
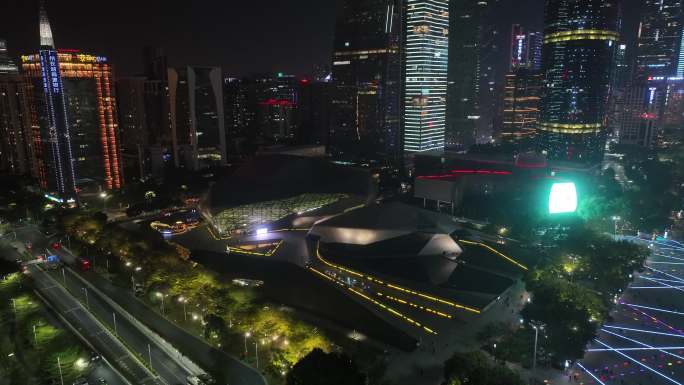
[102,65,121,188]
[94,72,113,189]
[417,169,513,180]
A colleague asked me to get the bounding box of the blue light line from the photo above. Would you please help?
[601,328,684,361]
[640,276,684,294]
[603,325,684,339]
[645,277,684,285]
[576,362,606,385]
[645,266,684,284]
[588,346,684,352]
[654,253,684,262]
[649,261,684,265]
[631,286,684,289]
[594,339,684,385]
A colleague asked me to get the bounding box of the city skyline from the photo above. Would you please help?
[0,0,586,78]
[0,1,683,385]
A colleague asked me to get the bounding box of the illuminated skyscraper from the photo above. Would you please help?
[32,1,78,198]
[404,0,450,154]
[619,0,684,148]
[501,69,542,145]
[509,25,543,71]
[636,0,684,78]
[0,40,33,175]
[537,0,619,163]
[21,2,123,196]
[330,0,402,162]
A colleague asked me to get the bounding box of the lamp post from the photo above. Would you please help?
[244,332,251,355]
[155,292,165,315]
[99,192,108,211]
[531,321,546,375]
[178,297,187,321]
[255,341,259,369]
[57,356,64,385]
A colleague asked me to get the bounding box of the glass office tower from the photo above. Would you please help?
[537,0,619,163]
[404,0,450,154]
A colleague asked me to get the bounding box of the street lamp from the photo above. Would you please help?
[244,332,251,355]
[178,296,188,321]
[530,321,546,373]
[155,292,165,314]
[99,192,108,211]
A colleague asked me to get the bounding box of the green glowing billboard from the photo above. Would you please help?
[549,182,577,214]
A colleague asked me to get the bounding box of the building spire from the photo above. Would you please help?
[39,0,55,48]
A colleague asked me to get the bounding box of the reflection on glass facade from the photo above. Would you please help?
[537,0,618,163]
[637,0,684,78]
[404,0,450,154]
[330,0,401,162]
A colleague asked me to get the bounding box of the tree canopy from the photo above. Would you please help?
[287,348,366,385]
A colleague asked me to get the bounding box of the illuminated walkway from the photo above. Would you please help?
[575,238,684,385]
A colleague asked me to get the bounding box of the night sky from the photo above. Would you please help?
[0,0,641,78]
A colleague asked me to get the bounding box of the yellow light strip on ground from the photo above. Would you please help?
[315,243,480,314]
[308,267,437,334]
[348,287,438,335]
[459,240,528,271]
[543,29,618,44]
[228,240,284,257]
[377,292,453,319]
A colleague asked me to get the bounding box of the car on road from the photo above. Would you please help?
[134,283,144,296]
[187,374,215,385]
[90,351,101,362]
[96,378,107,385]
[51,242,61,250]
[77,258,92,272]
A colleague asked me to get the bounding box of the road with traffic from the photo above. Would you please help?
[14,224,266,385]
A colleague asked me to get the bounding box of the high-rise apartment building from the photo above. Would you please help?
[330,0,402,162]
[618,78,664,147]
[254,73,299,141]
[537,0,619,163]
[0,40,33,175]
[501,69,542,145]
[0,40,18,74]
[404,0,450,154]
[509,25,543,71]
[636,0,684,79]
[446,0,497,150]
[298,79,333,146]
[618,0,684,147]
[168,66,227,170]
